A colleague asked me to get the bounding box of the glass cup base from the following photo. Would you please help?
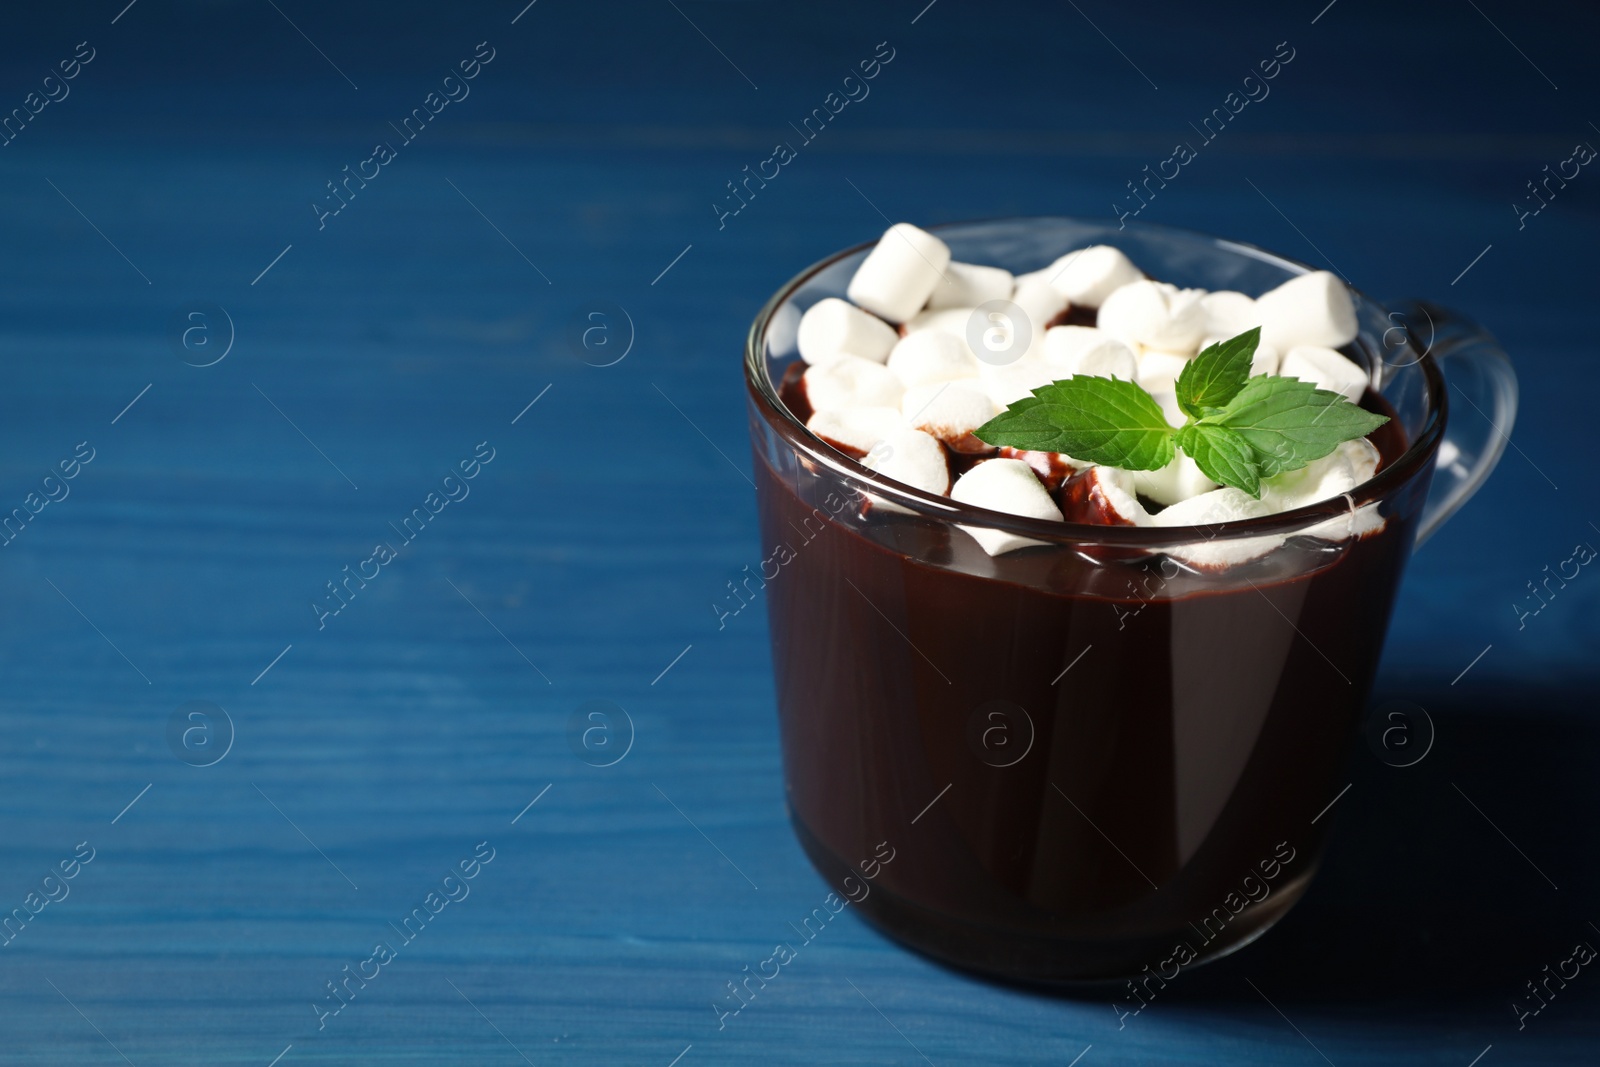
[792,812,1315,986]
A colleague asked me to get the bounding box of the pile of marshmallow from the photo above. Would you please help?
[793,223,1385,565]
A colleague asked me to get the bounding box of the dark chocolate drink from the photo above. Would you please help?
[751,377,1418,982]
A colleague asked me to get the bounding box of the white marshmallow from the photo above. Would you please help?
[1151,487,1283,569]
[967,300,1037,367]
[1255,271,1358,351]
[806,406,904,456]
[979,359,1058,408]
[1306,501,1386,542]
[1260,448,1357,513]
[863,428,950,513]
[902,307,973,338]
[886,329,980,388]
[1137,349,1191,393]
[950,458,1063,555]
[1096,281,1164,346]
[796,297,898,366]
[1163,288,1209,350]
[1341,436,1380,482]
[1097,280,1207,354]
[1198,336,1279,377]
[1280,345,1369,403]
[846,223,952,324]
[998,446,1082,491]
[1250,342,1281,377]
[1070,339,1138,381]
[1010,267,1051,290]
[1134,452,1219,507]
[1041,325,1106,367]
[1060,464,1151,526]
[803,354,905,413]
[1044,326,1139,381]
[1282,438,1386,541]
[925,261,1014,310]
[1153,486,1272,526]
[1146,389,1188,430]
[902,381,998,444]
[1044,245,1143,307]
[1199,290,1260,340]
[1009,277,1069,350]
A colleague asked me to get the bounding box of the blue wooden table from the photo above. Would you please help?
[0,1,1595,1063]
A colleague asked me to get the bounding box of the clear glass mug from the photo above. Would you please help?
[743,218,1515,983]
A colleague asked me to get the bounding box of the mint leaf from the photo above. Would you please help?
[967,396,1066,453]
[1175,423,1261,495]
[974,377,1175,471]
[1206,375,1389,478]
[1176,327,1259,419]
[972,337,1387,497]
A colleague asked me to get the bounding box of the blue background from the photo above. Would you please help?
[0,0,1594,1063]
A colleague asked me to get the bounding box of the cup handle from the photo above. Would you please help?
[1385,300,1519,548]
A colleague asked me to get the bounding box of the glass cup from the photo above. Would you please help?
[744,218,1515,983]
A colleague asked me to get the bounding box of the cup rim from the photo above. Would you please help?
[744,215,1447,546]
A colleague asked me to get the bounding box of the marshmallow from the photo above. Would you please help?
[1070,338,1138,381]
[1199,290,1260,340]
[1145,389,1188,429]
[1137,349,1191,393]
[1152,486,1271,527]
[903,381,998,445]
[997,446,1081,492]
[1045,245,1143,307]
[1260,447,1356,512]
[925,261,1014,310]
[1250,342,1281,377]
[950,458,1063,555]
[979,358,1059,407]
[886,329,980,388]
[902,307,973,338]
[797,297,898,366]
[1279,345,1369,403]
[1097,280,1207,354]
[1044,326,1139,380]
[846,223,952,324]
[1057,465,1150,526]
[1306,501,1386,542]
[1255,271,1358,351]
[1095,282,1165,347]
[863,427,950,513]
[1151,487,1283,569]
[806,406,904,457]
[1134,451,1219,507]
[1268,437,1385,541]
[966,300,1037,367]
[803,354,905,413]
[1042,325,1107,362]
[1012,275,1070,328]
[1198,337,1279,377]
[1341,436,1380,482]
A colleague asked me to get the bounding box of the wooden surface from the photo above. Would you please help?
[0,1,1595,1063]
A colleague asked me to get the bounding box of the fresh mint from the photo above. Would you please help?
[1206,374,1388,478]
[977,377,1176,471]
[1175,328,1259,418]
[973,328,1388,497]
[1174,422,1262,496]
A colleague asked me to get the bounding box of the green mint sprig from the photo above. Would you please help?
[973,328,1388,498]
